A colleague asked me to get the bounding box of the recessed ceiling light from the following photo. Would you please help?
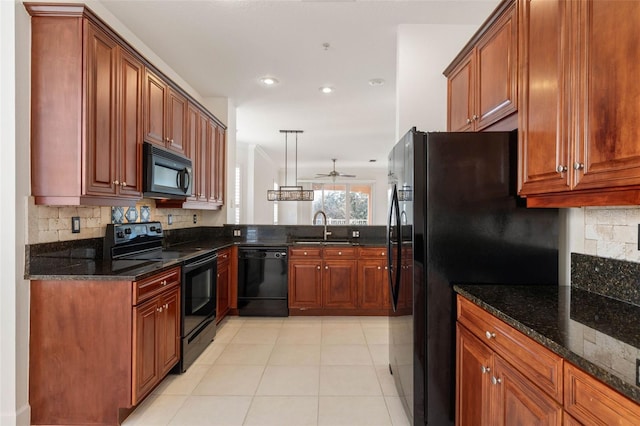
[320,86,334,94]
[260,77,279,86]
[369,159,377,163]
[368,78,385,86]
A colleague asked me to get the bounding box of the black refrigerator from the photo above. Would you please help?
[387,128,559,425]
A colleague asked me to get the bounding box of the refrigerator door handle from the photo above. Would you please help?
[387,184,402,312]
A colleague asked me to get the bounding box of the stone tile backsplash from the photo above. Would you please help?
[583,207,640,262]
[26,197,215,244]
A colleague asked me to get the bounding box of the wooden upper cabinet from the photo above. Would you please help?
[448,53,474,132]
[518,0,570,196]
[143,69,186,156]
[85,23,118,198]
[573,0,640,192]
[445,1,517,132]
[143,70,167,147]
[519,0,640,206]
[28,5,143,206]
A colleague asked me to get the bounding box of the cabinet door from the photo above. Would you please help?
[456,325,493,426]
[448,52,474,132]
[185,104,199,201]
[85,23,118,197]
[144,70,166,146]
[158,286,180,377]
[206,120,217,204]
[196,113,209,202]
[133,299,159,403]
[492,356,562,426]
[573,0,640,191]
[358,259,388,309]
[475,3,517,130]
[214,125,226,205]
[518,0,571,196]
[323,259,357,309]
[117,48,143,198]
[217,259,230,322]
[288,260,322,308]
[166,88,186,155]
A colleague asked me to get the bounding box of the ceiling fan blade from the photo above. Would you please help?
[338,173,357,178]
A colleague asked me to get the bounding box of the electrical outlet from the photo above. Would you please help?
[636,359,640,386]
[352,230,360,238]
[71,217,80,233]
[193,214,197,224]
[168,214,173,225]
[233,229,242,237]
[638,224,640,250]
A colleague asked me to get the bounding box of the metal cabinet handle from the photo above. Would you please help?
[377,266,381,270]
[338,251,342,255]
[170,139,174,144]
[556,165,567,173]
[466,118,472,124]
[158,306,163,312]
[112,180,119,186]
[164,303,169,309]
[485,331,496,339]
[481,366,491,374]
[472,114,479,121]
[573,162,584,170]
[325,266,329,270]
[491,376,502,385]
[304,251,308,256]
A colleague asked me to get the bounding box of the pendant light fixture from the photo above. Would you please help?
[267,130,314,201]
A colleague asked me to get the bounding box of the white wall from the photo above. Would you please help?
[396,24,478,136]
[1,1,30,424]
[246,145,278,224]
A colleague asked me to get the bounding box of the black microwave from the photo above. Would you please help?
[143,142,192,199]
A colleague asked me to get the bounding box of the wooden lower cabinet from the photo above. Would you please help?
[457,295,640,426]
[456,324,562,426]
[288,246,388,314]
[133,285,179,403]
[30,267,181,426]
[216,248,231,322]
[564,363,640,425]
[322,259,358,309]
[289,258,323,309]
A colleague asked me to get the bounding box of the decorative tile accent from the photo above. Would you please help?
[125,206,138,223]
[140,206,151,223]
[111,206,124,224]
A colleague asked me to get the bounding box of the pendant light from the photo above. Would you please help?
[267,130,314,201]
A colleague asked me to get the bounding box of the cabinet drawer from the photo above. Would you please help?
[289,247,322,258]
[457,295,563,403]
[358,247,387,259]
[564,363,640,425]
[217,247,232,263]
[133,267,180,305]
[323,247,357,259]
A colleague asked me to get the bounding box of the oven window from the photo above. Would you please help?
[184,261,216,335]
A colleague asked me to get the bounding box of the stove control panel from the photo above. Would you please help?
[104,221,164,259]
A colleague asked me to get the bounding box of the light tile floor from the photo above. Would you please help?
[123,316,411,426]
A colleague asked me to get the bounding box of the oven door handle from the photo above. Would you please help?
[184,254,218,272]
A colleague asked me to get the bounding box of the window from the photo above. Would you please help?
[273,182,279,225]
[311,183,372,225]
[234,166,241,224]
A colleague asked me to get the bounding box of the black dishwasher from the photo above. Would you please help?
[237,247,289,316]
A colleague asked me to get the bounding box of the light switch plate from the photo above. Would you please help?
[233,229,242,237]
[71,217,80,233]
[168,214,173,225]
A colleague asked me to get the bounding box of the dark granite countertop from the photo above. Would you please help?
[454,284,640,406]
[27,238,385,281]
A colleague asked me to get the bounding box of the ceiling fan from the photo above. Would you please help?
[315,158,356,180]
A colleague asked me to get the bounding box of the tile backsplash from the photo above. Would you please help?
[26,197,218,244]
[582,207,640,263]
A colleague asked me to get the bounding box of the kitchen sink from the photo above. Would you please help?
[293,240,353,246]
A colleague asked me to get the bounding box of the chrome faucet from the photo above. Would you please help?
[313,210,331,240]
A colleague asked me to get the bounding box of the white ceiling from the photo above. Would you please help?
[100,0,498,172]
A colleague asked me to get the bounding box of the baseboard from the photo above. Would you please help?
[2,402,30,426]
